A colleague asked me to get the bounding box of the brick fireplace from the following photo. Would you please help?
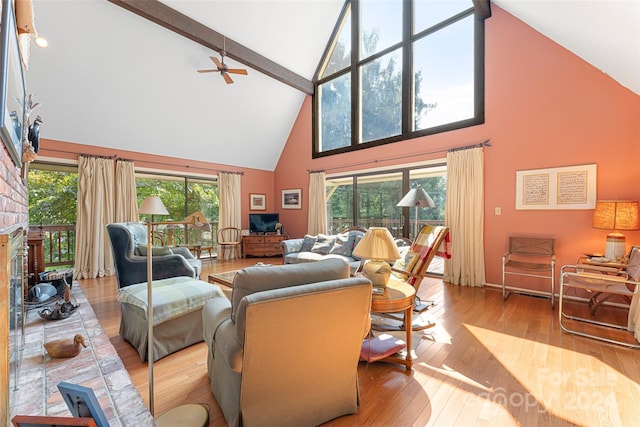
[1,145,29,425]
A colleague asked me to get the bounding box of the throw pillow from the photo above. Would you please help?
[137,244,173,256]
[301,235,317,252]
[329,232,355,256]
[351,234,363,260]
[391,247,420,281]
[311,234,336,255]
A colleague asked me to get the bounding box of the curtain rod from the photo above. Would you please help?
[45,148,243,175]
[309,139,491,173]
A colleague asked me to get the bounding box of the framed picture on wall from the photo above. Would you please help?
[0,0,26,168]
[282,188,302,209]
[249,193,266,210]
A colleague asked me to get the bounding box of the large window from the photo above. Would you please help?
[326,164,446,239]
[315,0,485,156]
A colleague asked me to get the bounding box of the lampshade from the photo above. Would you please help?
[353,227,401,261]
[353,227,401,287]
[396,187,435,208]
[139,196,169,216]
[592,200,639,230]
[397,186,435,239]
[592,200,639,261]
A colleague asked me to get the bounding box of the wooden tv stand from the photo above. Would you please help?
[242,234,287,257]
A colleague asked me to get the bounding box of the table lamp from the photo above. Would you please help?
[397,185,435,239]
[592,200,639,261]
[353,227,401,286]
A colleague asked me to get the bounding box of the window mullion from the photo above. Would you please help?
[402,0,412,135]
[351,0,360,148]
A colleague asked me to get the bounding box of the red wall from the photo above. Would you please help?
[274,6,640,288]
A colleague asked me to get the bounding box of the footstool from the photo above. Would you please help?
[118,276,225,361]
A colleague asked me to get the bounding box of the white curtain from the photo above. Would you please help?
[308,171,327,235]
[443,147,485,287]
[115,159,138,222]
[74,155,115,279]
[218,172,242,259]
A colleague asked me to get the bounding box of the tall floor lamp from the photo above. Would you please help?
[397,185,435,239]
[138,197,210,426]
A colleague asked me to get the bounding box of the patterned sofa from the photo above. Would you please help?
[281,227,410,275]
[281,228,366,274]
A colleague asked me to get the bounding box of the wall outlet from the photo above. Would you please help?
[495,207,501,215]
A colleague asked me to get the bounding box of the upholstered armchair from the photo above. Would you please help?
[202,258,372,427]
[106,222,202,288]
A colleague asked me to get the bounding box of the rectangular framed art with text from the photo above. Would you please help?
[282,188,302,209]
[515,163,597,210]
[249,193,266,210]
[0,0,25,168]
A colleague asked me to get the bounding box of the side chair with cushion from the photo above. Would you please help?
[202,258,372,427]
[502,236,556,307]
[559,247,640,348]
[106,222,202,288]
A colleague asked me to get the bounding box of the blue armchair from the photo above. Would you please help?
[106,222,202,288]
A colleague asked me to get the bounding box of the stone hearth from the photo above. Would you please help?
[12,283,153,426]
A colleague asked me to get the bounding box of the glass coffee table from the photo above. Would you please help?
[208,270,239,288]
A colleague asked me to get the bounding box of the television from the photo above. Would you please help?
[249,213,279,234]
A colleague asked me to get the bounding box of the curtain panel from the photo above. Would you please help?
[218,172,242,260]
[74,155,116,279]
[115,159,138,222]
[308,171,327,235]
[443,147,486,287]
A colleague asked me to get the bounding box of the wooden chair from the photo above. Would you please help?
[558,247,640,348]
[373,225,451,332]
[216,227,241,260]
[502,236,556,308]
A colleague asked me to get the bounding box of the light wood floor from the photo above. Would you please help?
[78,258,640,426]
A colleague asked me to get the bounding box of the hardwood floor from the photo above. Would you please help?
[78,258,640,426]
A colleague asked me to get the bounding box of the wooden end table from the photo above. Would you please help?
[370,278,415,370]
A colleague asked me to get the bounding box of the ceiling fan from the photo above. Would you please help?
[197,39,248,84]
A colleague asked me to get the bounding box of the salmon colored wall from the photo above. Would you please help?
[274,6,640,290]
[37,139,276,230]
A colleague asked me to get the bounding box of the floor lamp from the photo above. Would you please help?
[397,185,435,239]
[138,197,210,426]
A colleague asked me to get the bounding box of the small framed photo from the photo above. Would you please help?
[282,188,302,210]
[249,193,266,210]
[57,382,110,427]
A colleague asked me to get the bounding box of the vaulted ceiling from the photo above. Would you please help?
[27,1,639,172]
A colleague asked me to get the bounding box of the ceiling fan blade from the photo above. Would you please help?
[211,56,224,69]
[222,72,234,84]
[197,69,220,73]
[226,69,248,75]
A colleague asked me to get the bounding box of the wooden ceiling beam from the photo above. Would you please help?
[108,0,314,94]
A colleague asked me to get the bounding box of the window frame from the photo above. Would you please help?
[313,0,486,157]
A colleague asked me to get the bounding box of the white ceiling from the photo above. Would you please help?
[26,0,639,172]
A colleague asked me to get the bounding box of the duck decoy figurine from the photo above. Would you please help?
[44,334,87,358]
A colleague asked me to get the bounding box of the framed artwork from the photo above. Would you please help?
[515,164,596,210]
[0,0,25,168]
[249,193,266,210]
[282,188,302,209]
[57,382,110,427]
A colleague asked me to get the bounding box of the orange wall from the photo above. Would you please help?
[274,6,640,288]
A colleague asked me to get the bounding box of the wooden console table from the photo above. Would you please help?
[242,234,286,257]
